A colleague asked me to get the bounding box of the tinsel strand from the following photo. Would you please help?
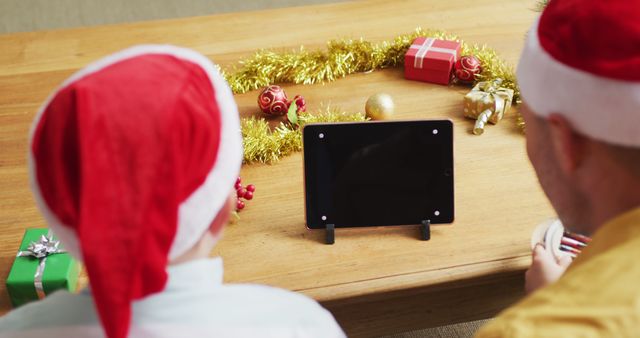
[223,28,520,103]
[536,0,550,11]
[241,106,367,164]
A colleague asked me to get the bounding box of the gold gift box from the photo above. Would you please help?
[463,80,514,135]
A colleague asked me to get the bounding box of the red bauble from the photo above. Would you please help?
[454,55,482,84]
[258,85,290,116]
[243,191,254,200]
[246,184,256,192]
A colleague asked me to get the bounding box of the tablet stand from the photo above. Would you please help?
[325,224,335,244]
[324,220,431,244]
[420,220,431,241]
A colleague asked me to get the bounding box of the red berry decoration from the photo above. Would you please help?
[454,55,482,84]
[243,191,254,200]
[237,188,247,198]
[258,85,290,116]
[235,177,256,212]
[292,95,306,113]
[236,200,245,210]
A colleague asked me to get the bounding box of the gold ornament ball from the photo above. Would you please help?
[365,93,395,120]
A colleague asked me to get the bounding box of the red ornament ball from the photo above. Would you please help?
[258,85,290,116]
[454,55,482,84]
[246,184,256,192]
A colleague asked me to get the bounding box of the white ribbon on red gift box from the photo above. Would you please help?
[410,38,458,69]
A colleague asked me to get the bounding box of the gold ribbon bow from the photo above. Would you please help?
[463,79,514,135]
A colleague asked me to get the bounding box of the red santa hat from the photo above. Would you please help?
[28,45,242,338]
[517,0,640,147]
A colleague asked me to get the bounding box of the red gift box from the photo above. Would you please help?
[404,37,461,85]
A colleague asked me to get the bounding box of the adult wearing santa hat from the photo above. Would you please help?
[476,0,640,336]
[0,45,345,338]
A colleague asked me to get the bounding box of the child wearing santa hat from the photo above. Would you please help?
[476,0,640,336]
[0,45,345,338]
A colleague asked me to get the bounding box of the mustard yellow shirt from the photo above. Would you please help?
[476,207,640,338]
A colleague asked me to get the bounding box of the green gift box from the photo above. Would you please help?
[6,228,80,308]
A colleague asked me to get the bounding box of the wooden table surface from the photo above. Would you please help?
[0,0,551,336]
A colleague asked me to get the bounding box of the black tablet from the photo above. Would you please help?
[303,120,454,229]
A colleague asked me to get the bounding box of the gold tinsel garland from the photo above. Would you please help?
[536,0,550,11]
[233,28,527,163]
[242,106,367,164]
[224,28,520,103]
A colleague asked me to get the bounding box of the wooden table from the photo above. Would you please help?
[0,0,551,336]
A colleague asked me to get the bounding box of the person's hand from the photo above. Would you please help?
[525,244,572,294]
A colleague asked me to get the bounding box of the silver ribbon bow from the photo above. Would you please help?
[16,232,67,299]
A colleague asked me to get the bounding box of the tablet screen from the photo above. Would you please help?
[303,120,454,229]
